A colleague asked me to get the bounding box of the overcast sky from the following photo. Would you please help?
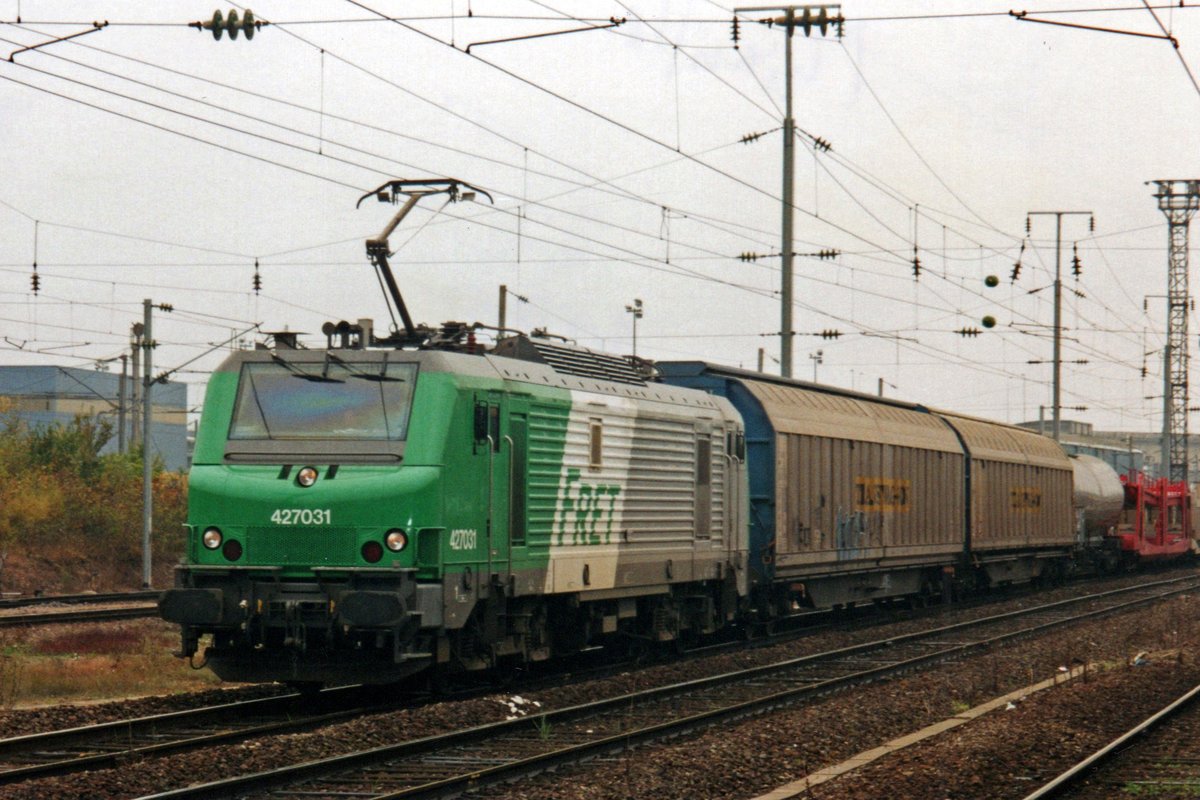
[3,1,1200,433]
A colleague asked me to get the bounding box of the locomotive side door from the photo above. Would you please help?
[504,396,530,590]
[477,391,530,591]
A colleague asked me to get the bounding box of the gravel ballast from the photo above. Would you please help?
[1,581,1197,800]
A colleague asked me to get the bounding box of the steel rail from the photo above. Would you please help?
[1019,682,1200,799]
[0,590,160,608]
[134,575,1200,800]
[0,685,382,785]
[0,605,157,627]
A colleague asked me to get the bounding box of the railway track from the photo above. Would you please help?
[0,604,158,627]
[0,590,159,609]
[1020,681,1200,799]
[0,685,392,785]
[126,574,1200,800]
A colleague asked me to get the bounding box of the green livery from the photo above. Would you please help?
[160,336,750,685]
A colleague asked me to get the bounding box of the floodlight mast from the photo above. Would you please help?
[357,178,494,346]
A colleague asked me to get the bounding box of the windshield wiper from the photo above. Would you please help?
[271,352,344,383]
[338,351,407,382]
[245,369,273,439]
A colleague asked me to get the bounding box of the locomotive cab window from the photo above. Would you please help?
[229,360,418,440]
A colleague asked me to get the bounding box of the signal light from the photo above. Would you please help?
[361,541,384,564]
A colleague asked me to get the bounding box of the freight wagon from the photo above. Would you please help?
[657,363,1077,612]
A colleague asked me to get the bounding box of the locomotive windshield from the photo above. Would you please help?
[228,359,418,441]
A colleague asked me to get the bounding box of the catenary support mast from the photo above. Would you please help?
[1151,180,1200,483]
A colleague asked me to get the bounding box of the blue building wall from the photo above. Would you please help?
[0,365,189,471]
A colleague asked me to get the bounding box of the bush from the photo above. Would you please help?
[0,411,187,593]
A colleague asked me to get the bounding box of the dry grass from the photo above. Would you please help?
[0,619,220,708]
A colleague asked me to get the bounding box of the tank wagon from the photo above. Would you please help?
[160,333,749,685]
[656,363,1078,612]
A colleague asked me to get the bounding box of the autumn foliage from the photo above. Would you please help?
[0,407,187,593]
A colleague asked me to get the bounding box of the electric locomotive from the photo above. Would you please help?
[159,326,750,685]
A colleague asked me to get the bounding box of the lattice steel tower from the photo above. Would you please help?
[1152,180,1200,483]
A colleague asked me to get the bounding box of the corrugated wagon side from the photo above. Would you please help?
[660,362,967,612]
[936,412,1075,586]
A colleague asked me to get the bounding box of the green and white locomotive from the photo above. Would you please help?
[159,327,751,685]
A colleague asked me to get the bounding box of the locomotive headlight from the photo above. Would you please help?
[385,529,408,552]
[202,527,223,549]
[297,466,318,487]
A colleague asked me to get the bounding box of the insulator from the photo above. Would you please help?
[30,267,39,295]
[1011,262,1022,281]
[158,303,174,312]
[820,329,841,339]
[253,258,262,294]
[1025,216,1031,234]
[912,253,921,278]
[800,7,813,35]
[956,327,981,337]
[731,15,740,46]
[1089,215,1095,232]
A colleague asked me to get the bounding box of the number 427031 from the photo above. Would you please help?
[270,508,332,525]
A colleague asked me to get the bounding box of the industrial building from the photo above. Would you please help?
[0,365,188,471]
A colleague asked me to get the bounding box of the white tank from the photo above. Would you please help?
[1071,454,1125,540]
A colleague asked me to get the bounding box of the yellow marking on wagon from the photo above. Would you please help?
[1010,486,1043,511]
[854,477,911,512]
